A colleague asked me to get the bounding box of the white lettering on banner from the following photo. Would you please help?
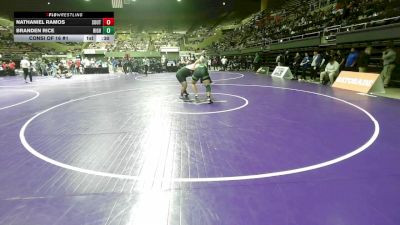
[336,77,374,87]
[83,49,96,54]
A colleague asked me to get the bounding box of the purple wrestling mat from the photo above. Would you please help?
[0,72,399,225]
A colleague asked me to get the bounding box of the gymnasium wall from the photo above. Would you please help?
[336,23,400,44]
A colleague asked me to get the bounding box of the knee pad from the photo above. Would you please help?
[205,84,211,92]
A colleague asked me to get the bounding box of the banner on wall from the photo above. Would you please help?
[160,47,179,53]
[83,49,106,55]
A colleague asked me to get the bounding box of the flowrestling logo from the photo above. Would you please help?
[46,13,83,18]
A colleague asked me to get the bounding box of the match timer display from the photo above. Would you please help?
[14,12,115,42]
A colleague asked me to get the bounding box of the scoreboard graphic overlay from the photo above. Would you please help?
[14,12,115,42]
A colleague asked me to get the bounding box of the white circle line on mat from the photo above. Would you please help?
[0,74,121,88]
[19,83,379,183]
[163,92,248,115]
[0,89,40,111]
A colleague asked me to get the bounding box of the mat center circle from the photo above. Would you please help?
[160,92,249,115]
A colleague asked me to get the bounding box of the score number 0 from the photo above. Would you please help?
[103,18,115,26]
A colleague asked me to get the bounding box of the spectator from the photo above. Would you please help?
[320,57,340,85]
[0,63,6,76]
[299,52,311,81]
[2,61,6,69]
[83,57,92,72]
[212,57,219,71]
[50,61,58,77]
[40,61,48,76]
[253,53,261,71]
[292,52,302,80]
[143,57,150,76]
[310,51,322,81]
[336,50,345,72]
[357,46,372,72]
[276,53,283,66]
[240,56,246,70]
[1,61,7,73]
[207,0,394,52]
[221,56,228,71]
[70,61,76,75]
[111,58,119,73]
[8,60,16,76]
[319,50,331,72]
[161,55,167,71]
[344,47,359,71]
[284,51,291,67]
[246,55,253,71]
[380,44,397,88]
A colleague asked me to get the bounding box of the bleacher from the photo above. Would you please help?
[203,0,400,52]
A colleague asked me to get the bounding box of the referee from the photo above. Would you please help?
[20,57,32,83]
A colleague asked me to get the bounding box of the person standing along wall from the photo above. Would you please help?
[357,46,372,73]
[381,44,397,88]
[253,53,261,71]
[292,52,302,80]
